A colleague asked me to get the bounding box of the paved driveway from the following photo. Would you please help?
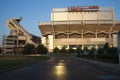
[0,57,120,80]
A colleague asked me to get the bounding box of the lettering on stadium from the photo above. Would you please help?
[68,6,99,12]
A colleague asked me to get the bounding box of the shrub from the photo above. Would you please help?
[36,44,48,54]
[97,47,104,54]
[53,47,60,53]
[88,47,95,55]
[60,47,67,55]
[107,47,118,54]
[97,54,118,60]
[0,47,2,54]
[22,43,35,55]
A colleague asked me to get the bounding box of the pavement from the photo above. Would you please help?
[77,58,120,72]
[0,57,120,80]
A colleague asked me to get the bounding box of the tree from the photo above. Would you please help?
[68,47,74,53]
[97,47,104,54]
[89,47,96,55]
[103,42,109,54]
[0,47,2,54]
[83,47,89,55]
[107,47,118,54]
[76,47,82,57]
[60,46,67,55]
[22,43,35,55]
[53,47,60,53]
[36,44,48,54]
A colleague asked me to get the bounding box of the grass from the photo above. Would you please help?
[0,56,50,72]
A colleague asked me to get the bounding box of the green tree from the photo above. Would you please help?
[60,47,67,55]
[107,47,118,54]
[53,47,60,53]
[103,42,109,54]
[97,47,104,54]
[89,47,96,55]
[0,47,2,54]
[36,44,48,54]
[22,43,35,55]
[83,47,89,55]
[68,47,74,53]
[76,47,82,57]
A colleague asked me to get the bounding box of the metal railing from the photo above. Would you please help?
[39,20,120,25]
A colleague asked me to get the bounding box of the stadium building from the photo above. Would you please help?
[39,6,120,52]
[2,17,40,55]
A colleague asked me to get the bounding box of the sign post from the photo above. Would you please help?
[117,31,120,65]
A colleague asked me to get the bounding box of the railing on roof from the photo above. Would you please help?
[39,20,120,25]
[100,20,113,24]
[115,20,120,24]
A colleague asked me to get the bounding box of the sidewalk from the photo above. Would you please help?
[77,58,120,71]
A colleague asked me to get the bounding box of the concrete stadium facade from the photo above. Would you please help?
[39,6,120,52]
[2,18,40,55]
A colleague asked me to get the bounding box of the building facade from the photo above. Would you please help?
[39,6,120,52]
[2,17,40,55]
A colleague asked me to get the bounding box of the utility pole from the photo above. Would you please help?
[117,31,120,65]
[17,25,19,56]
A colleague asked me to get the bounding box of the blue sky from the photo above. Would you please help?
[0,0,120,46]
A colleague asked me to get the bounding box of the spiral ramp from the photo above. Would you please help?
[2,17,40,54]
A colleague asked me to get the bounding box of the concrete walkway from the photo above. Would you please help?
[0,57,120,80]
[77,58,120,72]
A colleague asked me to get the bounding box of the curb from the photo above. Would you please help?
[75,58,120,72]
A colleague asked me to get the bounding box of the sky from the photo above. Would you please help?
[0,0,120,46]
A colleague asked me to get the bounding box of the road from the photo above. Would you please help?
[0,57,120,80]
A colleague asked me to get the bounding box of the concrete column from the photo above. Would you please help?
[42,37,47,47]
[109,31,112,39]
[112,34,117,47]
[82,45,84,50]
[82,12,84,26]
[81,30,84,50]
[112,7,115,24]
[67,12,70,39]
[81,30,83,39]
[48,35,54,52]
[95,30,98,38]
[95,45,98,49]
[97,11,100,25]
[51,12,56,39]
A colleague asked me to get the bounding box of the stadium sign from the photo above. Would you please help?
[68,6,99,12]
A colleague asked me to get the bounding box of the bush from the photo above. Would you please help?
[97,47,104,54]
[96,53,118,63]
[97,54,118,60]
[53,47,60,53]
[68,47,74,53]
[76,47,82,57]
[22,43,35,55]
[60,47,67,55]
[36,44,48,54]
[103,42,109,53]
[107,47,118,54]
[88,47,95,55]
[0,47,2,54]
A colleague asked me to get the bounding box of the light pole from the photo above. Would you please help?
[117,31,120,65]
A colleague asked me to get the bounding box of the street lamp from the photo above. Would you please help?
[117,31,120,65]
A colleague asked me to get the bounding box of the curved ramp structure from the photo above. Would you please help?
[2,17,40,54]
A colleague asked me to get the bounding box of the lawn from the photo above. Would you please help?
[0,56,50,72]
